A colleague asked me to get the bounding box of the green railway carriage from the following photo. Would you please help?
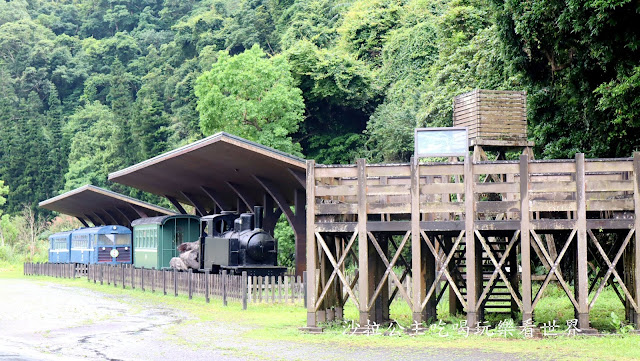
[131,215,201,269]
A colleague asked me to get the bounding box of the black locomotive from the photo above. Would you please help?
[198,206,286,277]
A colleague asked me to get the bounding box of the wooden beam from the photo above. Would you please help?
[575,153,589,329]
[288,168,306,188]
[520,153,533,322]
[84,214,100,226]
[102,209,120,225]
[129,205,148,218]
[411,156,422,324]
[253,176,295,226]
[76,217,89,228]
[180,191,206,217]
[357,158,369,326]
[200,186,232,211]
[294,188,306,276]
[306,160,317,327]
[226,182,259,212]
[93,212,110,225]
[633,152,640,327]
[115,207,134,224]
[165,195,187,214]
[464,155,478,326]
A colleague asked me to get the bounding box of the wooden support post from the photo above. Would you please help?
[520,154,533,322]
[575,153,589,329]
[464,154,479,326]
[242,271,248,310]
[303,271,307,308]
[411,157,424,324]
[205,270,210,303]
[141,267,145,291]
[357,158,369,327]
[188,269,193,300]
[633,152,640,328]
[174,268,178,297]
[163,269,167,295]
[306,160,317,327]
[222,270,228,306]
[151,267,155,293]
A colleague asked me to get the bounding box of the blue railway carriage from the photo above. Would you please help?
[70,226,133,265]
[48,231,72,263]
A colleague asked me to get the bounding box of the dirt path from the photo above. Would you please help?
[0,278,534,361]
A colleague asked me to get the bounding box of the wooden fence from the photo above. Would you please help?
[23,262,306,309]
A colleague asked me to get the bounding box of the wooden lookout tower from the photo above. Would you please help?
[305,89,640,333]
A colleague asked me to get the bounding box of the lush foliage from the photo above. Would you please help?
[1,0,640,263]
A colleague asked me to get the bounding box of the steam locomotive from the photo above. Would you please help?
[199,206,286,277]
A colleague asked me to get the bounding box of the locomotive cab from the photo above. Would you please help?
[199,206,286,277]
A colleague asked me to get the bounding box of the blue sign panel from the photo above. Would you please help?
[415,128,468,157]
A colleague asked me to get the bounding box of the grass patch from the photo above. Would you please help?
[7,266,640,361]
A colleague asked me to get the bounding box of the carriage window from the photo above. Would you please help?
[176,226,183,244]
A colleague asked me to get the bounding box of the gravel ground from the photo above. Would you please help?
[0,278,535,361]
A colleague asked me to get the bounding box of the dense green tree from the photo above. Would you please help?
[195,44,304,154]
[63,101,121,190]
[492,0,640,158]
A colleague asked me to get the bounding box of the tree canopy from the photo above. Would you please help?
[195,44,304,155]
[0,0,638,219]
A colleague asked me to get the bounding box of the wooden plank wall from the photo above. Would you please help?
[453,89,527,142]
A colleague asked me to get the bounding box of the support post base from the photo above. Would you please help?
[577,313,590,330]
[466,311,479,327]
[307,312,317,328]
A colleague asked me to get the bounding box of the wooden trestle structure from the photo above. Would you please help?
[305,153,640,330]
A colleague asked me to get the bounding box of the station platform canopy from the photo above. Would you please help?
[38,185,176,228]
[108,132,306,217]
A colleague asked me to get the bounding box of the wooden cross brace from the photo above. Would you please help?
[587,228,638,312]
[587,241,625,305]
[314,231,360,310]
[475,230,522,311]
[531,229,579,310]
[388,236,413,304]
[367,231,413,310]
[420,230,467,310]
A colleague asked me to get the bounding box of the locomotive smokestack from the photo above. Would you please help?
[254,206,263,229]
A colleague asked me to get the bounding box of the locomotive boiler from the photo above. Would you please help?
[199,206,286,277]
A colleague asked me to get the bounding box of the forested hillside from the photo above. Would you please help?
[1,0,639,219]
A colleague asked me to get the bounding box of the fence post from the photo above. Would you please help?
[303,271,307,308]
[174,268,178,297]
[222,270,228,306]
[151,267,155,293]
[100,264,104,285]
[205,270,210,303]
[131,265,135,289]
[141,267,145,292]
[188,269,193,300]
[122,265,126,289]
[163,269,167,296]
[242,271,248,310]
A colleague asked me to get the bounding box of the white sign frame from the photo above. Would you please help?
[414,127,469,158]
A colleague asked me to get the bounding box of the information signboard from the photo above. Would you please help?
[414,127,469,158]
